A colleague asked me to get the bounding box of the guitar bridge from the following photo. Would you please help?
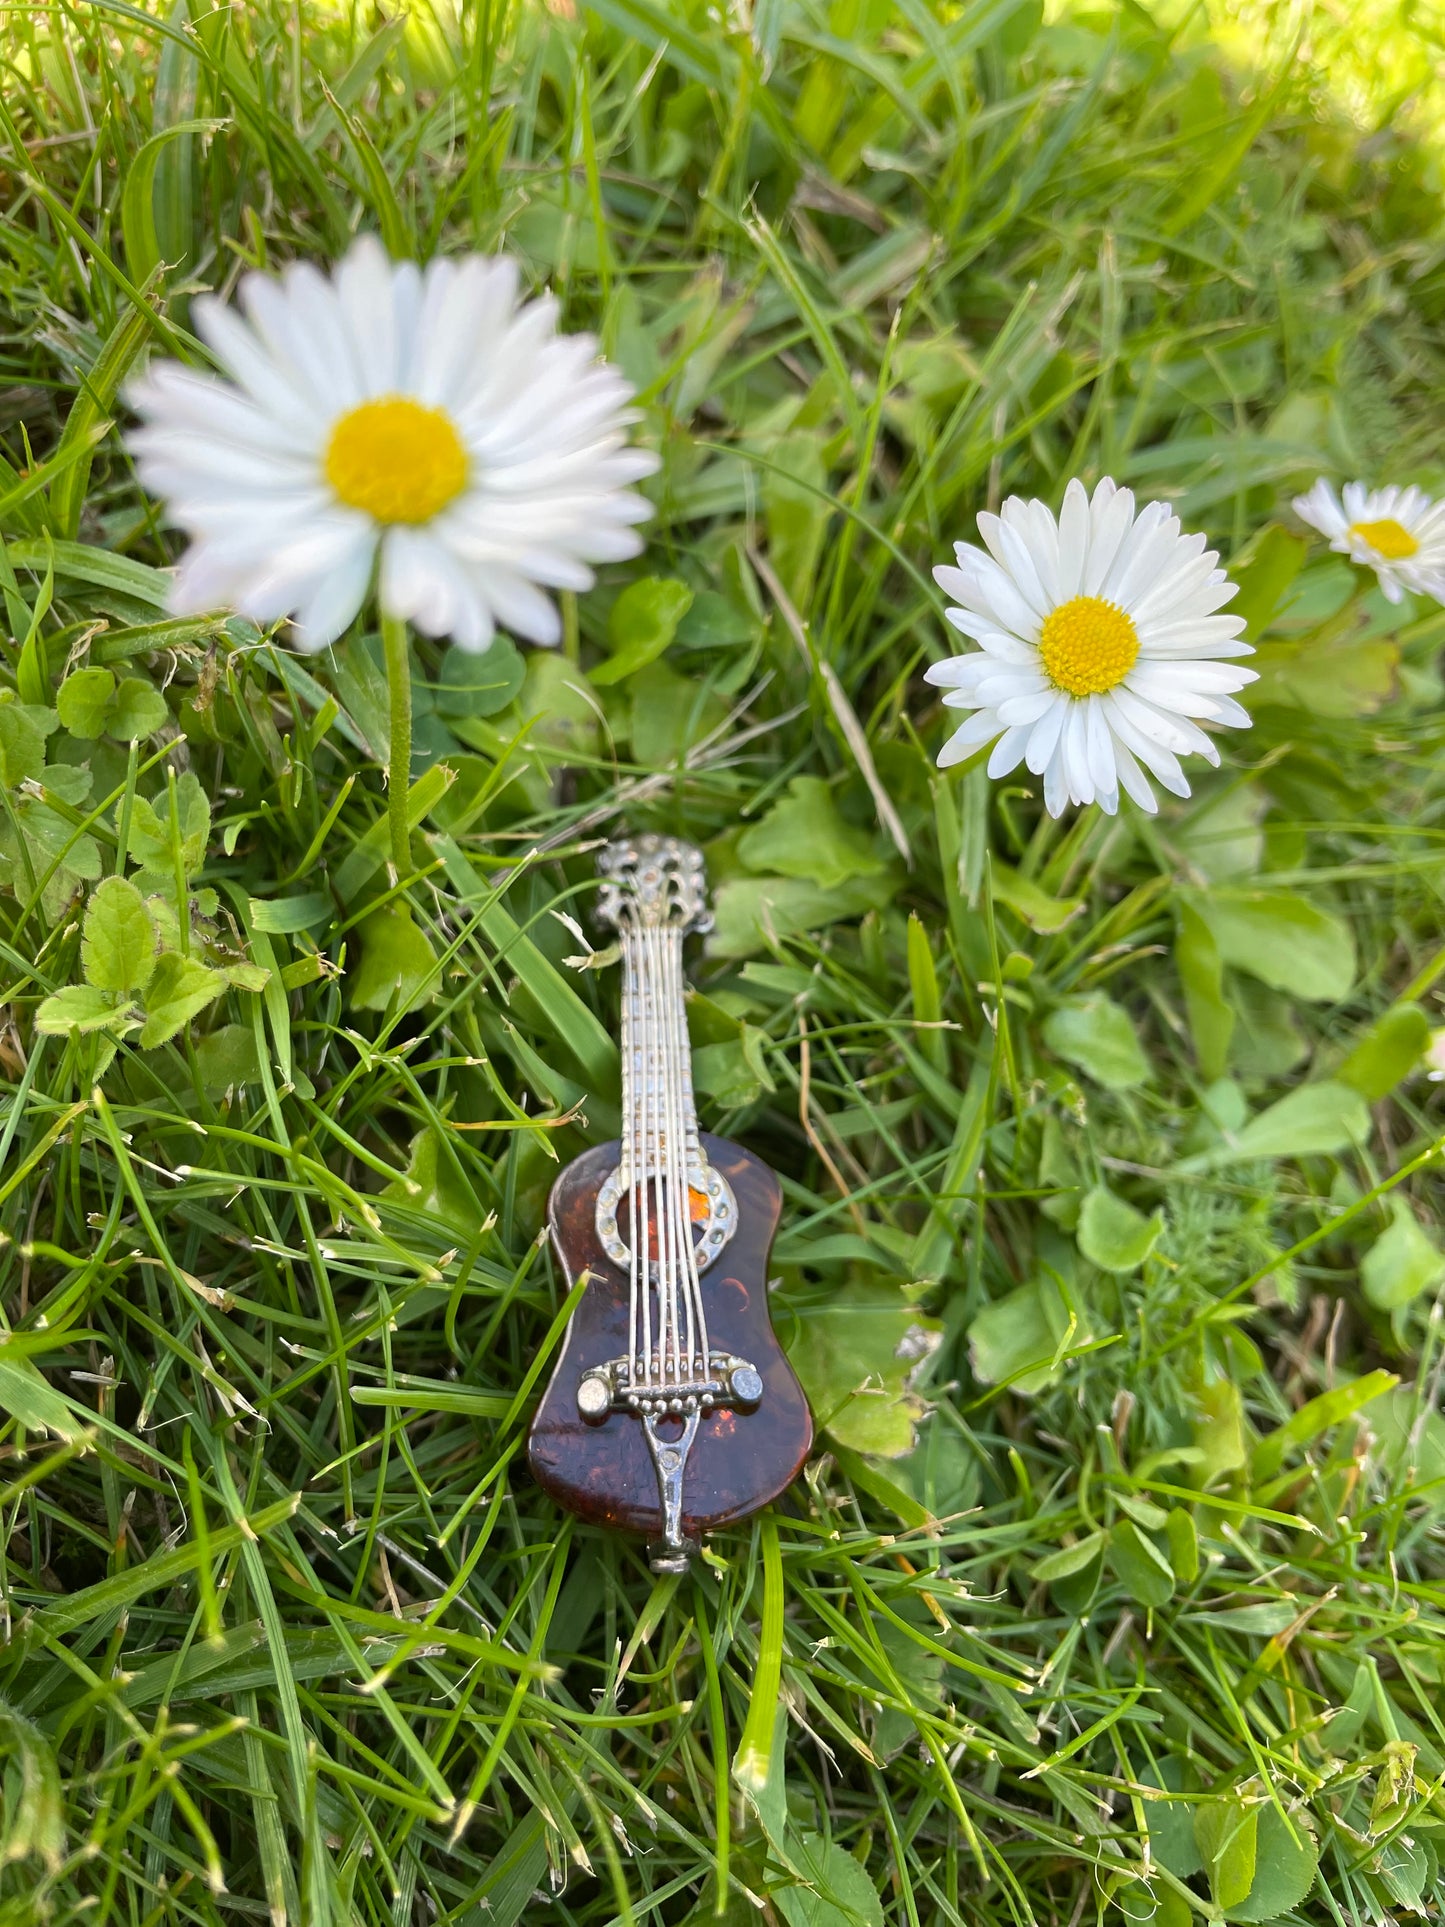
[576,1351,764,1572]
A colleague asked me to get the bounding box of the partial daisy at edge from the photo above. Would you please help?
[926,477,1258,818]
[124,236,660,653]
[1292,478,1445,606]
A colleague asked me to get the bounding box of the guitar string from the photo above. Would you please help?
[662,921,710,1375]
[653,920,691,1380]
[622,896,713,1390]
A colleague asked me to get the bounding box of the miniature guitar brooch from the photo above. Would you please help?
[527,835,813,1571]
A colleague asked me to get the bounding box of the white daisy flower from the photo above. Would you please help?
[1292,479,1445,605]
[926,478,1257,817]
[125,237,658,652]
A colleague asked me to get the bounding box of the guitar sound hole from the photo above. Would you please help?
[615,1187,711,1265]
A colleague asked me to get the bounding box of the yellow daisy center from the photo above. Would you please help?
[324,395,468,525]
[1349,516,1418,561]
[1037,595,1139,697]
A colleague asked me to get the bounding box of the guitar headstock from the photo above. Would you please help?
[595,835,712,937]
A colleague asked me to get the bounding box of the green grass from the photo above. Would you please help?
[3,1,1445,1923]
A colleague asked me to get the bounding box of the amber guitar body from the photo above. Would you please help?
[528,1133,813,1542]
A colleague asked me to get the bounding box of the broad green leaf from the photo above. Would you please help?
[514,654,597,759]
[763,431,829,608]
[968,1277,1084,1395]
[193,1024,262,1098]
[736,776,885,888]
[1226,1080,1369,1163]
[129,772,211,878]
[0,1699,64,1870]
[1031,1530,1106,1584]
[1042,994,1151,1091]
[1194,1797,1258,1913]
[81,876,159,994]
[1230,1806,1318,1922]
[55,666,117,739]
[1252,1369,1397,1481]
[1337,1003,1430,1100]
[350,904,439,1012]
[1166,1508,1199,1584]
[1367,1388,1445,1517]
[383,1127,480,1239]
[0,699,56,787]
[1185,887,1355,1002]
[1228,523,1307,637]
[775,1828,885,1927]
[708,871,896,960]
[1077,1186,1162,1272]
[1109,1520,1174,1609]
[107,677,169,741]
[629,660,727,765]
[431,637,525,717]
[1251,632,1399,717]
[34,985,128,1035]
[990,857,1083,933]
[1176,899,1233,1078]
[592,575,694,684]
[785,1280,940,1458]
[137,952,227,1048]
[1361,1201,1445,1312]
[1193,1377,1247,1481]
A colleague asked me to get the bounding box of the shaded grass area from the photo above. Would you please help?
[2,2,1445,1923]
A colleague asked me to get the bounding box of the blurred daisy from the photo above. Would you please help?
[927,479,1256,816]
[1292,480,1445,605]
[126,237,657,652]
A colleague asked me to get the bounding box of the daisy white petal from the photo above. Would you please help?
[927,478,1254,815]
[1294,475,1445,607]
[125,237,655,651]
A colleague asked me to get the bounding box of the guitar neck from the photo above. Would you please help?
[618,920,702,1178]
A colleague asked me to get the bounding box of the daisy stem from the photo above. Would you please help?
[381,609,413,882]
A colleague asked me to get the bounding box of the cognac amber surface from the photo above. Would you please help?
[527,1133,814,1540]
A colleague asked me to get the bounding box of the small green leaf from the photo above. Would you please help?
[349,904,439,1012]
[106,677,169,741]
[1227,1080,1369,1163]
[192,1024,262,1098]
[432,637,525,716]
[1042,994,1151,1091]
[81,876,159,994]
[1175,899,1233,1079]
[785,1279,939,1458]
[708,870,896,961]
[137,953,227,1048]
[1031,1531,1106,1583]
[1108,1519,1174,1609]
[1195,1797,1258,1914]
[1230,1806,1318,1922]
[1229,523,1308,637]
[1077,1186,1162,1272]
[990,857,1083,934]
[1166,1508,1199,1585]
[1361,1201,1445,1313]
[0,699,56,787]
[737,776,885,889]
[34,985,128,1035]
[775,1828,885,1927]
[968,1277,1083,1395]
[128,772,211,878]
[593,576,695,684]
[1337,1003,1430,1100]
[1185,887,1355,1003]
[55,666,117,739]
